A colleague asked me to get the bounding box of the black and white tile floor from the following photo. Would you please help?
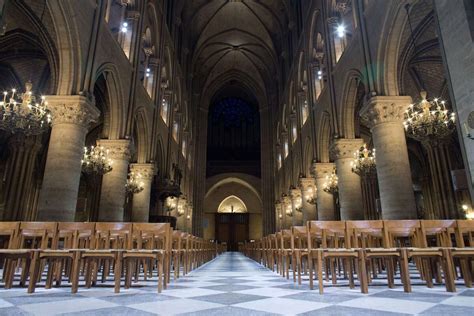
[0,252,472,315]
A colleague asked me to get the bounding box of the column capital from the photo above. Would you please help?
[130,163,155,180]
[97,139,132,161]
[360,95,413,129]
[289,187,302,199]
[311,162,335,179]
[299,177,316,189]
[46,95,100,128]
[330,138,364,160]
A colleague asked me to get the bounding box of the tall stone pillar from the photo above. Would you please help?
[361,96,417,219]
[37,96,100,221]
[312,162,336,220]
[299,177,317,222]
[434,0,474,202]
[289,187,303,226]
[98,139,131,222]
[330,139,364,220]
[3,135,42,221]
[130,163,155,222]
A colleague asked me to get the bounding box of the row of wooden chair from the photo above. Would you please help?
[241,220,474,294]
[0,222,224,294]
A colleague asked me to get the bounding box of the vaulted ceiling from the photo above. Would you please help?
[176,0,292,103]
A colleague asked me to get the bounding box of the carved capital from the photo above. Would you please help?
[330,138,364,160]
[97,139,132,161]
[130,163,155,181]
[360,96,412,129]
[311,162,335,179]
[289,187,302,200]
[299,177,316,190]
[45,95,99,128]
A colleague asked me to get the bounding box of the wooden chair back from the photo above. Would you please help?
[56,222,96,249]
[0,222,20,249]
[382,220,421,248]
[455,220,474,247]
[132,223,171,251]
[19,222,58,249]
[308,221,346,248]
[346,220,384,248]
[419,220,456,247]
[94,222,132,250]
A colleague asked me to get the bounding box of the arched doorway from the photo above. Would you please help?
[216,195,249,251]
[203,174,263,251]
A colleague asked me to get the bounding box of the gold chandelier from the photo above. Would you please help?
[0,82,51,136]
[404,91,455,143]
[125,171,144,194]
[323,168,338,194]
[351,144,376,177]
[81,145,113,175]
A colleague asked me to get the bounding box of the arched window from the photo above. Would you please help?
[161,96,169,125]
[172,120,179,142]
[301,99,309,126]
[277,152,282,170]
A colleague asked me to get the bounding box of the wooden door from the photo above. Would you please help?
[215,213,249,251]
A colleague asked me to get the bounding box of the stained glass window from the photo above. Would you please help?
[211,97,256,127]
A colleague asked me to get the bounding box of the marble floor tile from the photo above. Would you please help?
[234,297,330,315]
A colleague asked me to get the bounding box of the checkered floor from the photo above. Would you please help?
[0,252,472,315]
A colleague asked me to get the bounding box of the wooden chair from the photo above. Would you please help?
[451,220,474,288]
[122,223,171,293]
[0,222,26,290]
[307,220,368,294]
[29,222,96,293]
[346,220,401,289]
[17,222,58,293]
[292,226,308,285]
[72,222,132,293]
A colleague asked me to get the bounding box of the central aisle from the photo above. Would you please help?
[0,252,472,315]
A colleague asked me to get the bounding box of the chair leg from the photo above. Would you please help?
[28,253,40,294]
[114,253,122,294]
[317,250,324,294]
[400,249,412,293]
[308,252,314,290]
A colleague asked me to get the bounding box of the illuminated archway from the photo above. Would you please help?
[217,195,248,213]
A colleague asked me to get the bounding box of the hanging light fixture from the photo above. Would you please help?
[0,81,51,136]
[323,168,338,194]
[351,144,376,177]
[125,171,144,194]
[402,4,455,143]
[81,145,113,175]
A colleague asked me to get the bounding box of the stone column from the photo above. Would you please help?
[98,139,131,222]
[3,135,42,221]
[289,187,303,226]
[434,0,474,202]
[299,177,317,222]
[330,139,365,220]
[361,96,417,219]
[37,96,100,221]
[312,162,336,220]
[130,163,155,222]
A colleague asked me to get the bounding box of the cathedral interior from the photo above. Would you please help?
[0,0,473,315]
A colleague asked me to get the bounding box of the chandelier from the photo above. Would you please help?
[323,169,338,194]
[125,171,144,194]
[177,196,187,217]
[351,144,376,176]
[404,91,455,143]
[0,82,52,136]
[81,145,113,175]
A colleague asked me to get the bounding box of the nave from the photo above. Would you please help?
[0,252,472,315]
